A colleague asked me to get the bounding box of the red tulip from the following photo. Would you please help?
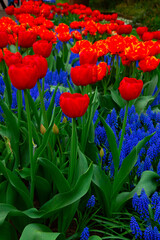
[118,77,143,101]
[22,54,48,79]
[0,31,8,49]
[4,51,22,67]
[8,63,38,90]
[71,64,98,86]
[80,48,97,65]
[18,31,37,48]
[33,40,52,58]
[5,5,14,15]
[60,92,90,118]
[138,56,160,72]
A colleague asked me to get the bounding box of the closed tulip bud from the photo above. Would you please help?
[63,116,67,123]
[40,124,46,135]
[52,124,59,135]
[100,148,104,158]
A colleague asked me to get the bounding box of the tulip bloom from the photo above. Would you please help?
[80,48,97,65]
[57,32,71,42]
[22,54,48,79]
[33,40,52,58]
[18,31,37,48]
[118,77,143,101]
[4,51,22,67]
[0,31,8,49]
[71,62,107,86]
[71,64,98,86]
[5,5,14,15]
[60,92,90,118]
[8,63,38,90]
[139,56,160,72]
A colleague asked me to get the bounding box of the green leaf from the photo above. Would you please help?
[99,115,119,173]
[20,223,64,240]
[9,45,17,53]
[110,89,125,108]
[92,164,112,217]
[134,96,154,114]
[0,98,20,164]
[3,62,12,108]
[35,176,51,205]
[47,84,59,124]
[40,163,93,215]
[0,161,32,208]
[47,52,54,71]
[89,236,102,240]
[98,94,117,110]
[56,55,64,73]
[27,92,40,128]
[0,221,18,240]
[112,132,155,198]
[38,157,70,193]
[114,171,159,212]
[33,113,54,163]
[146,74,158,96]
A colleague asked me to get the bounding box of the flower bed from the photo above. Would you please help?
[0,1,160,239]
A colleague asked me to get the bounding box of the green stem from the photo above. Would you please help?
[132,61,136,78]
[118,101,129,156]
[16,40,18,52]
[68,118,77,185]
[17,90,22,129]
[24,89,34,204]
[42,77,45,97]
[37,80,48,128]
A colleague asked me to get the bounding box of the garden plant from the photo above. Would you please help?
[0,1,160,239]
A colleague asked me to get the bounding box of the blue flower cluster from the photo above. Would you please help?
[86,195,96,208]
[131,190,160,239]
[132,189,149,220]
[95,105,160,178]
[80,227,90,240]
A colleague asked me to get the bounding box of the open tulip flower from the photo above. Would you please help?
[118,77,143,101]
[60,92,90,118]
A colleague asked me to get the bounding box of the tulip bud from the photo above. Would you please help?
[62,116,67,123]
[52,123,59,135]
[100,148,104,158]
[40,124,46,135]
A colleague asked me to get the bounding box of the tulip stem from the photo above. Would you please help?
[118,101,129,156]
[37,80,48,128]
[24,89,34,204]
[68,118,77,185]
[16,40,18,52]
[17,90,22,129]
[42,77,45,97]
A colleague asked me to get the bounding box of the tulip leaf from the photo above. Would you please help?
[33,111,54,162]
[134,96,154,114]
[27,92,40,127]
[0,221,18,240]
[40,163,93,215]
[3,62,12,108]
[38,157,70,193]
[89,236,102,240]
[114,171,159,212]
[99,115,119,173]
[20,223,64,240]
[35,176,51,205]
[47,84,59,124]
[112,132,155,198]
[92,164,112,217]
[0,98,20,164]
[0,161,32,208]
[146,74,158,96]
[110,89,126,108]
